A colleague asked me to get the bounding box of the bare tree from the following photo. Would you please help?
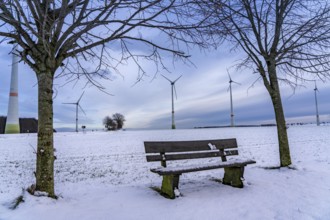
[0,0,216,198]
[112,113,125,129]
[201,0,330,166]
[103,116,117,131]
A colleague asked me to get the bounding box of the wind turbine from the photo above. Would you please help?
[162,74,182,129]
[5,44,20,133]
[314,81,320,126]
[227,72,241,127]
[63,91,86,132]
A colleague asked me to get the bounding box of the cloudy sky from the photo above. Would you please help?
[1,41,329,131]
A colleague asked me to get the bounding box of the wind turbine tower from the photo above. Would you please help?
[227,73,241,127]
[63,92,86,132]
[5,44,20,134]
[314,81,320,126]
[162,75,182,129]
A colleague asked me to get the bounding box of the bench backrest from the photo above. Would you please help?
[144,138,239,167]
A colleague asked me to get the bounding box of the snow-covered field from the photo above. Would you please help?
[1,126,330,220]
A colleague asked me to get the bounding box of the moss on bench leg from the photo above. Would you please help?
[161,174,180,199]
[223,167,244,188]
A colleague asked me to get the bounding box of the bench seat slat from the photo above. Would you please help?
[145,138,237,153]
[146,150,239,162]
[150,159,256,175]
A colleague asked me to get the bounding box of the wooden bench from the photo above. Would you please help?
[144,138,256,199]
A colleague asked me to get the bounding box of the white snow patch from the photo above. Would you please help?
[208,143,217,150]
[174,188,181,197]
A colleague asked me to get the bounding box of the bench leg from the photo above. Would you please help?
[161,174,180,199]
[223,167,244,188]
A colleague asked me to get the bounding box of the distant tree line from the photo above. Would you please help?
[103,113,126,131]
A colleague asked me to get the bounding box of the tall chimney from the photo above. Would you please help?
[5,44,20,134]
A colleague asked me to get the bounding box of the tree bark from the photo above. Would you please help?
[266,62,292,167]
[35,71,56,198]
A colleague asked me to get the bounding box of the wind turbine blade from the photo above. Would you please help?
[232,80,241,86]
[63,102,76,105]
[173,75,182,83]
[77,91,85,103]
[227,70,232,81]
[78,104,86,115]
[227,69,240,85]
[314,81,319,92]
[161,74,172,83]
[173,84,178,100]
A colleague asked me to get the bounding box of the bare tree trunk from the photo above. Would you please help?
[266,63,292,167]
[35,71,56,198]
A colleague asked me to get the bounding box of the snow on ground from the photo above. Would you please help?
[1,126,330,220]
